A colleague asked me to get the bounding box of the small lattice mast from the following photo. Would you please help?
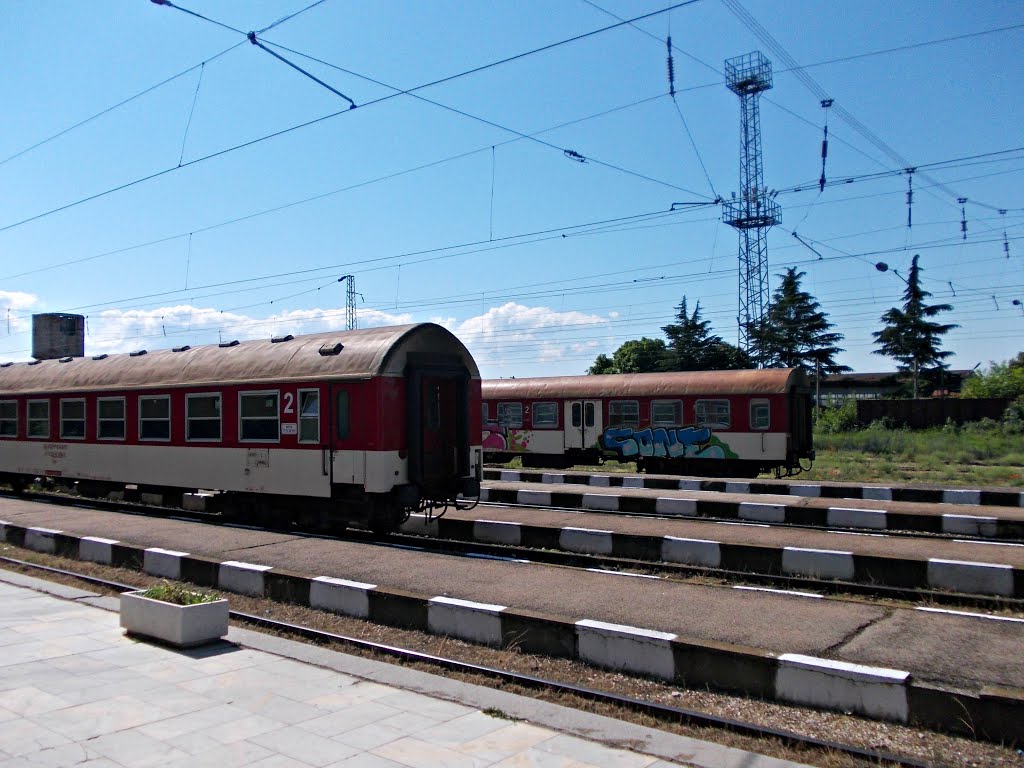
[722,51,780,364]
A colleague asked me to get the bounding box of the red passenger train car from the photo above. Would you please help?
[481,369,814,477]
[0,324,482,533]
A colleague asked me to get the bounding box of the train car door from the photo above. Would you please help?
[564,400,602,451]
[406,359,470,498]
[420,375,457,486]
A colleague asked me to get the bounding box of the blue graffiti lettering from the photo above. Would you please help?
[601,425,713,459]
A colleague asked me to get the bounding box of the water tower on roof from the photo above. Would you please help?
[32,313,85,360]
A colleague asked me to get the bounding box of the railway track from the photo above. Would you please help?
[6,488,1022,611]
[0,554,932,768]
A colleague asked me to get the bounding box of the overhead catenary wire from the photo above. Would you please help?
[0,0,706,236]
[0,42,244,170]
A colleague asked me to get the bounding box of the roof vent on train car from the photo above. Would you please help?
[271,334,294,343]
[91,354,108,361]
[129,350,147,357]
[318,342,344,356]
[27,360,42,365]
[219,340,239,348]
[59,356,73,363]
[0,362,12,368]
[172,345,191,353]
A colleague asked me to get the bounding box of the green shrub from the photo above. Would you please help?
[140,582,220,605]
[814,401,858,434]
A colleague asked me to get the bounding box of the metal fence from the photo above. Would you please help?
[855,398,1014,428]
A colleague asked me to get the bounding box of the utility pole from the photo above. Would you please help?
[723,51,780,365]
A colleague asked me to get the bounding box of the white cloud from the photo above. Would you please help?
[0,291,40,335]
[455,302,609,372]
[83,304,414,354]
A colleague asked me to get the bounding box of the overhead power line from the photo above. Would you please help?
[0,0,703,236]
[720,0,1013,215]
[0,42,244,170]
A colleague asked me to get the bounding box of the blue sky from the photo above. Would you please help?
[1,1,1022,378]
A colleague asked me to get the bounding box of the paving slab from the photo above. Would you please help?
[0,571,811,768]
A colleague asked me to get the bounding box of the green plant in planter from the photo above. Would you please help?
[140,582,220,606]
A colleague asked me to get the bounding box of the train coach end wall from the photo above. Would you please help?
[855,398,1013,429]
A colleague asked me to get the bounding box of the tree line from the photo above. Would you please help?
[589,255,957,397]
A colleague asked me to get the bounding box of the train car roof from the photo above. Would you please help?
[0,323,479,395]
[482,368,806,399]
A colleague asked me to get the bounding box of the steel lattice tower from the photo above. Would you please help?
[341,274,358,330]
[722,51,780,363]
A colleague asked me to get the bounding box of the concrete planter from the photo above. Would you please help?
[120,590,228,648]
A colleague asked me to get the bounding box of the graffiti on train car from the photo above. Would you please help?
[482,424,532,452]
[600,425,735,459]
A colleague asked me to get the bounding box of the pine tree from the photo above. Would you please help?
[873,254,957,398]
[661,297,748,371]
[749,267,849,377]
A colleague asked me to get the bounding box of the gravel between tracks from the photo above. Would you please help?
[2,542,1019,768]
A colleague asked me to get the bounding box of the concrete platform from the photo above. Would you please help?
[2,498,1024,741]
[0,571,805,768]
[483,470,1024,508]
[480,480,1024,538]
[399,504,1024,597]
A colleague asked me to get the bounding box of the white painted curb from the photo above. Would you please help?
[827,507,887,530]
[790,485,821,498]
[428,596,506,646]
[143,547,189,580]
[862,487,893,501]
[738,503,786,523]
[776,653,910,722]
[655,497,698,516]
[927,558,1015,597]
[499,470,521,482]
[576,619,677,680]
[541,473,565,484]
[559,527,613,555]
[661,537,721,568]
[399,514,439,536]
[309,576,375,617]
[725,482,750,494]
[219,560,272,597]
[590,475,612,487]
[473,519,522,546]
[941,514,997,538]
[782,547,855,580]
[80,536,119,565]
[517,490,552,507]
[942,489,981,506]
[581,493,619,512]
[24,527,61,555]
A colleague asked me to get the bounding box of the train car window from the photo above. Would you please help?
[298,390,320,443]
[608,400,639,427]
[240,392,279,441]
[186,394,221,441]
[336,390,350,439]
[427,385,442,429]
[60,399,86,439]
[0,400,16,437]
[651,400,682,426]
[482,403,489,424]
[497,402,522,428]
[28,400,49,439]
[750,399,770,430]
[532,402,558,428]
[695,399,731,429]
[139,396,171,440]
[97,398,125,440]
[571,402,582,427]
[584,401,595,428]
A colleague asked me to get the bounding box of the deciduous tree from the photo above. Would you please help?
[587,337,669,374]
[872,254,957,398]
